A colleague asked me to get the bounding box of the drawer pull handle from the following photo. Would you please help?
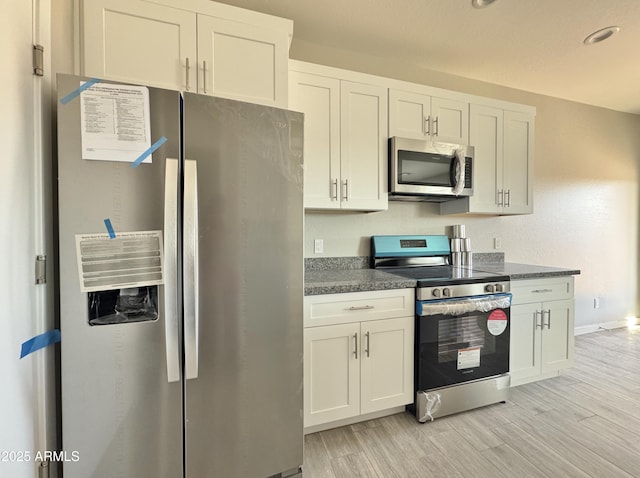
[347,305,375,311]
[532,289,553,294]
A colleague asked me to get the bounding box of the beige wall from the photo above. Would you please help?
[292,40,640,331]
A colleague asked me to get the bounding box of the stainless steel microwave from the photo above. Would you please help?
[389,137,473,202]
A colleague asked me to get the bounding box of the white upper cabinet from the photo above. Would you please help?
[389,89,468,145]
[340,81,388,211]
[440,103,535,215]
[289,62,388,211]
[82,0,197,91]
[81,0,291,107]
[289,72,341,209]
[503,110,534,214]
[196,15,289,105]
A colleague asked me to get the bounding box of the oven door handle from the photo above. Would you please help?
[417,293,512,317]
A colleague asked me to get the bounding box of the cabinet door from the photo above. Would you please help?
[468,104,503,213]
[541,299,574,374]
[82,0,197,91]
[388,89,430,140]
[197,15,288,107]
[360,317,414,414]
[503,110,534,214]
[289,72,341,209]
[431,96,469,144]
[304,323,360,427]
[509,303,542,386]
[340,81,388,211]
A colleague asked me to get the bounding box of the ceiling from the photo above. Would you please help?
[216,0,640,115]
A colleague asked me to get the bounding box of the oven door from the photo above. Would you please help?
[416,293,511,391]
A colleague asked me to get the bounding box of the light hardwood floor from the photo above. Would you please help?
[303,326,640,477]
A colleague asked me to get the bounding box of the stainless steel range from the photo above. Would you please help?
[371,235,512,422]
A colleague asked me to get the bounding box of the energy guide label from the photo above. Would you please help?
[457,347,480,370]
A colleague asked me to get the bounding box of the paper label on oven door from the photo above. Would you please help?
[457,347,480,370]
[487,309,508,336]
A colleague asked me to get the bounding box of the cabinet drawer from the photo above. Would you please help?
[511,277,574,305]
[304,289,414,327]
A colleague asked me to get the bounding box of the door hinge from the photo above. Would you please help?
[35,255,47,284]
[38,460,50,478]
[33,44,44,76]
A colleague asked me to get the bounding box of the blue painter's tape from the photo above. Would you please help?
[104,218,116,239]
[131,136,168,168]
[59,78,101,105]
[20,329,61,359]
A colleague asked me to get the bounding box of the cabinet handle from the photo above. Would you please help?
[343,179,349,201]
[424,116,430,135]
[433,116,439,136]
[365,331,370,357]
[543,309,551,329]
[331,179,338,200]
[497,189,504,207]
[535,310,543,329]
[202,60,207,94]
[347,305,374,311]
[185,57,190,91]
[353,333,358,359]
[505,189,511,207]
[532,289,553,294]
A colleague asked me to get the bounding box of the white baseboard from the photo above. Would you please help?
[574,320,629,336]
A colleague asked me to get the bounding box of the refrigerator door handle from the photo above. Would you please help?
[164,159,181,382]
[184,159,199,380]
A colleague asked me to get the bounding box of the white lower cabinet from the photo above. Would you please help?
[509,277,575,386]
[303,289,414,430]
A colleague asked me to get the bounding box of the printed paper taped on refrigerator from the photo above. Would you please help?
[79,81,152,163]
[75,231,164,292]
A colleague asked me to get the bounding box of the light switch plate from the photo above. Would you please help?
[314,239,324,254]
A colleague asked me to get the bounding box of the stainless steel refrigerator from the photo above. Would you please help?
[56,74,304,477]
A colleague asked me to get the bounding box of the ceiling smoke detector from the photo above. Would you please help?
[472,0,498,8]
[583,26,620,45]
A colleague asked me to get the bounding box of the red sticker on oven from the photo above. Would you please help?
[487,310,508,336]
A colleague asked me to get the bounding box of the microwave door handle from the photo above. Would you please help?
[451,151,465,195]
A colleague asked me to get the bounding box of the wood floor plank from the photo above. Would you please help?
[427,429,509,477]
[319,426,364,459]
[529,410,640,477]
[353,423,427,477]
[480,444,549,478]
[330,452,379,478]
[506,413,633,477]
[304,432,336,478]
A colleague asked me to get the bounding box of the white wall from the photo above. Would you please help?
[1,0,55,477]
[293,41,640,331]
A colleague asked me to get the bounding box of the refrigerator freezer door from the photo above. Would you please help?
[182,94,304,477]
[56,75,183,477]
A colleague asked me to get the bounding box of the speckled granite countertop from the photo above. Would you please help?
[469,262,581,280]
[304,269,416,296]
[303,256,580,296]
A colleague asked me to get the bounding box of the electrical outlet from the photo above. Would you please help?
[494,237,502,249]
[594,297,600,309]
[314,239,324,254]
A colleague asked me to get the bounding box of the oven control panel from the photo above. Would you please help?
[417,281,510,301]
